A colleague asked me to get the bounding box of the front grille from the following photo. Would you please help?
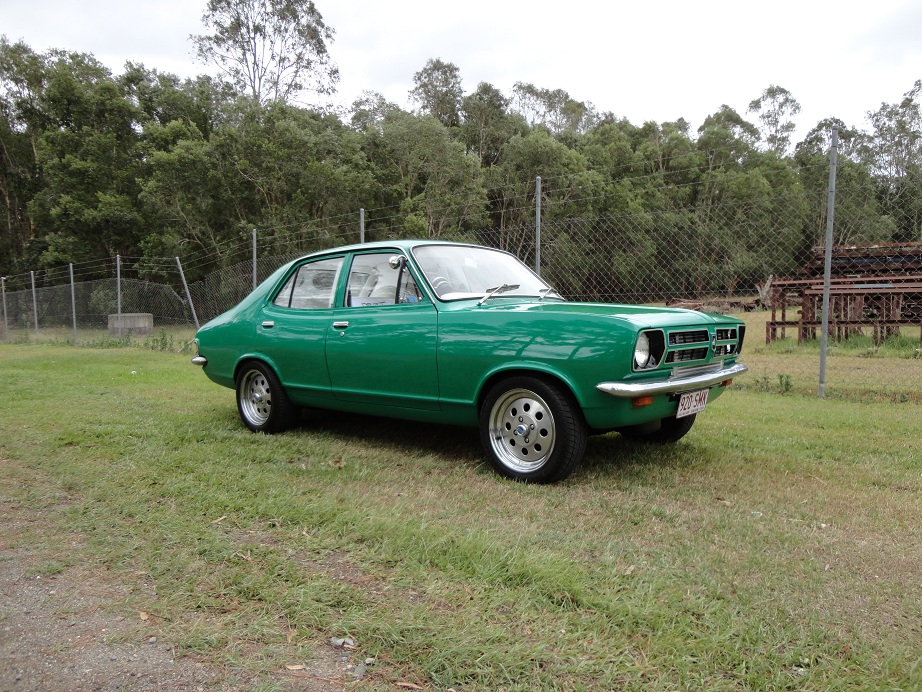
[714,344,736,357]
[666,347,709,363]
[669,330,709,346]
[671,362,723,379]
[716,328,737,341]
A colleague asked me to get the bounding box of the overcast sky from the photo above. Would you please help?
[2,0,921,139]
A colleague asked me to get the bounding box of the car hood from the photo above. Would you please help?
[466,299,733,328]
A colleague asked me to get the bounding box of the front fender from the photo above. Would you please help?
[473,361,586,411]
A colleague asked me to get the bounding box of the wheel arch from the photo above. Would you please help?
[233,353,283,385]
[476,366,584,419]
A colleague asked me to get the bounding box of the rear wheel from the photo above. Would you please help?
[236,361,299,433]
[620,413,696,444]
[480,376,587,483]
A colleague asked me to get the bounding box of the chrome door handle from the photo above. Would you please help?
[261,321,275,328]
[332,321,349,329]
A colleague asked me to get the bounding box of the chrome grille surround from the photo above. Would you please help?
[659,324,744,369]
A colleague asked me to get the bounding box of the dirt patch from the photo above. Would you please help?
[0,463,352,691]
[0,553,227,690]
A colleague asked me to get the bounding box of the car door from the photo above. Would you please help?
[325,251,440,410]
[255,256,344,403]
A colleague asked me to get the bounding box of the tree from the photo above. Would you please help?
[511,82,599,135]
[192,0,338,105]
[792,117,894,245]
[459,82,526,165]
[120,63,235,139]
[866,81,922,241]
[794,116,869,163]
[748,85,801,156]
[408,58,463,129]
[374,110,487,237]
[26,50,148,266]
[486,128,595,258]
[140,98,380,272]
[0,37,47,271]
[867,81,922,182]
[696,105,759,170]
[349,90,400,132]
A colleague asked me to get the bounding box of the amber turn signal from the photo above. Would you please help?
[631,395,655,408]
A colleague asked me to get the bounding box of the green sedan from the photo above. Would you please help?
[193,240,747,483]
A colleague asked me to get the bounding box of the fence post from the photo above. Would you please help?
[360,208,365,243]
[175,257,200,330]
[252,228,257,291]
[30,270,39,336]
[69,263,77,346]
[116,255,122,338]
[1,276,7,342]
[535,176,542,276]
[818,129,839,399]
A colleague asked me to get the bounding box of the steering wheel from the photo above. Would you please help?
[430,276,451,296]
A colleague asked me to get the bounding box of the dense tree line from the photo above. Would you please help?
[1,32,920,294]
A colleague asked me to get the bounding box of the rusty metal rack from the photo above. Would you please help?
[766,243,922,345]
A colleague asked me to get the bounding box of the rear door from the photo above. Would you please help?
[255,256,344,402]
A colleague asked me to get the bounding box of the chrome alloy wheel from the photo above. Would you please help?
[487,388,556,473]
[238,368,273,427]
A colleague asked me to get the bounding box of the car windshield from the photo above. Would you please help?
[412,245,556,301]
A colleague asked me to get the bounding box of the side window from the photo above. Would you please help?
[347,253,426,307]
[272,257,343,309]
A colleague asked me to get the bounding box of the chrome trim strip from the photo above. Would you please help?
[596,363,748,397]
[192,356,207,366]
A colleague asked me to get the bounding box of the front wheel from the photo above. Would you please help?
[236,361,299,433]
[479,376,587,483]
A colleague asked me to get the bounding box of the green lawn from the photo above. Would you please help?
[1,344,921,689]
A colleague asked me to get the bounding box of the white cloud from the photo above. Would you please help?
[2,0,919,137]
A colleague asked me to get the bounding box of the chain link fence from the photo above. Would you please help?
[2,175,921,402]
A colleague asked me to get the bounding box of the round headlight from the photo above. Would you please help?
[633,333,651,369]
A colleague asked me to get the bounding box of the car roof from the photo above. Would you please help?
[295,239,488,262]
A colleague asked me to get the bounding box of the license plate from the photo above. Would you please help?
[676,389,708,418]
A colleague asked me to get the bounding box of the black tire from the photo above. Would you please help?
[479,376,587,483]
[620,413,696,444]
[235,361,299,433]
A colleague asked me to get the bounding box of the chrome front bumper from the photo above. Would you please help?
[597,363,748,398]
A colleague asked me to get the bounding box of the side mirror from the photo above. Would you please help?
[388,255,406,270]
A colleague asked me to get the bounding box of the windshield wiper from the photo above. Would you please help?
[478,283,520,306]
[538,286,562,300]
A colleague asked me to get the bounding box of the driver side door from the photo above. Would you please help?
[325,251,440,410]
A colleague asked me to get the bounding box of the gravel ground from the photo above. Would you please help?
[0,468,352,691]
[0,551,231,691]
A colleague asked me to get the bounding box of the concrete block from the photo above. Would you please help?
[108,313,154,336]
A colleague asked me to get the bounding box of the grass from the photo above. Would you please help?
[1,344,922,689]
